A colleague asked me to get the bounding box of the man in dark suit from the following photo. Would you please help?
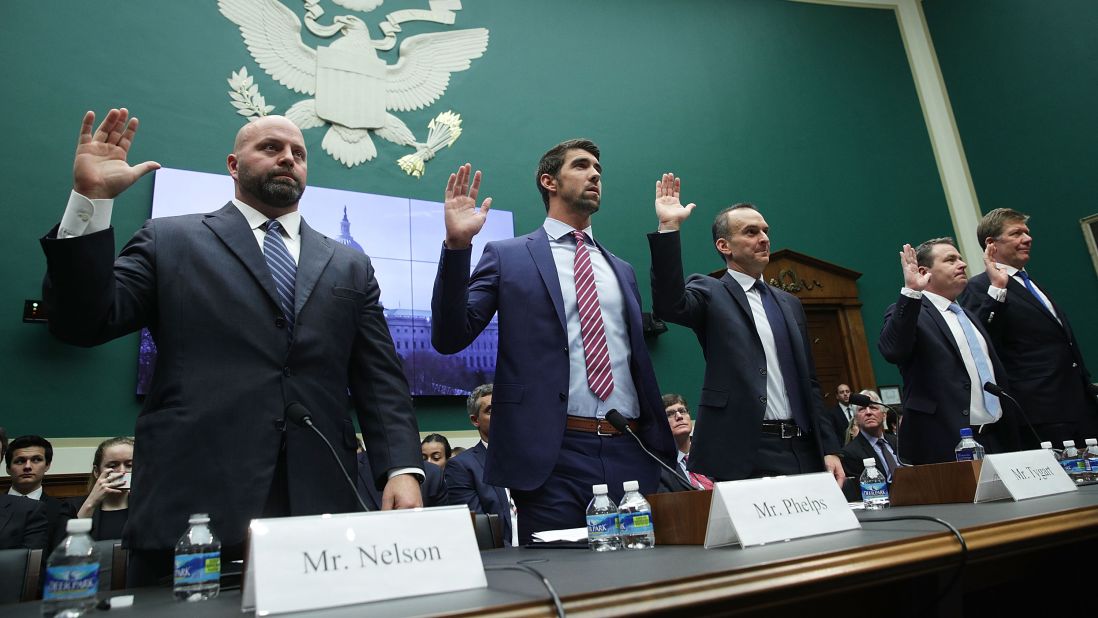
[658,394,711,492]
[961,208,1098,448]
[648,177,843,483]
[0,438,49,551]
[879,238,1019,464]
[5,435,73,551]
[839,391,900,482]
[432,142,676,543]
[444,384,516,546]
[826,384,855,446]
[40,109,423,581]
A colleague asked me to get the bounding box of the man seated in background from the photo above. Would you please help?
[0,434,49,550]
[659,394,713,491]
[6,435,73,549]
[445,384,517,546]
[839,390,900,482]
[826,384,855,448]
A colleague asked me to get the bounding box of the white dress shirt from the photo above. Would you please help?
[726,269,793,421]
[7,486,44,500]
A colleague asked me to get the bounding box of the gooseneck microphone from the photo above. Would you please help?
[604,409,697,490]
[982,382,1042,445]
[284,402,371,512]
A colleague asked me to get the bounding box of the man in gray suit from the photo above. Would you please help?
[40,109,423,582]
[648,174,843,483]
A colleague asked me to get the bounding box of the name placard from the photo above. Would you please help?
[973,450,1077,503]
[704,472,858,548]
[242,506,486,615]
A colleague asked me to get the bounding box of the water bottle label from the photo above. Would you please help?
[1087,457,1098,472]
[43,563,99,601]
[956,449,976,461]
[860,481,889,500]
[174,552,221,585]
[619,511,654,535]
[586,513,618,539]
[1060,458,1085,473]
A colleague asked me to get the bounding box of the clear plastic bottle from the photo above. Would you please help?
[1084,439,1098,483]
[859,459,890,510]
[954,427,985,461]
[42,518,99,618]
[1059,441,1085,482]
[618,480,655,550]
[586,484,621,552]
[173,513,221,601]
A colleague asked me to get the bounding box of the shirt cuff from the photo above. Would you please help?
[900,287,923,299]
[58,190,114,238]
[387,467,425,482]
[987,285,1007,302]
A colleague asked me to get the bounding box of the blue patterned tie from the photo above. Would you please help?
[263,220,296,338]
[1016,270,1054,316]
[753,281,811,432]
[946,303,1001,419]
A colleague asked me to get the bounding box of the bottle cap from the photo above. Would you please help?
[66,518,92,533]
[592,484,608,494]
[188,513,211,524]
[1063,441,1076,448]
[1040,441,1052,449]
[623,480,639,492]
[862,458,876,467]
[959,427,973,438]
[1087,439,1097,446]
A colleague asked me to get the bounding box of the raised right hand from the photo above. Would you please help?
[900,243,931,291]
[443,163,492,250]
[654,172,696,232]
[73,108,160,199]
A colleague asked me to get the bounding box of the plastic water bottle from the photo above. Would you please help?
[859,459,890,510]
[586,484,621,552]
[954,427,985,461]
[1084,439,1098,482]
[42,518,99,617]
[618,480,655,550]
[174,513,221,601]
[1059,441,1085,482]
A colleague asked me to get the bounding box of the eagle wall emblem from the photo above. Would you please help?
[219,0,489,176]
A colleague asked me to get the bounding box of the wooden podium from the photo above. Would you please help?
[890,460,982,506]
[646,489,712,545]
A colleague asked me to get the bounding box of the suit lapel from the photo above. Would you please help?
[295,219,335,317]
[720,273,756,329]
[203,203,282,312]
[526,230,568,334]
[1007,276,1061,327]
[773,291,811,373]
[597,240,641,336]
[922,297,964,362]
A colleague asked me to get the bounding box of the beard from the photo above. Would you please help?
[238,164,305,210]
[563,187,600,216]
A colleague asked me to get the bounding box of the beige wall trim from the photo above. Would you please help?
[791,0,986,270]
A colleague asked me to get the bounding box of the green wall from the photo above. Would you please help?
[4,0,981,438]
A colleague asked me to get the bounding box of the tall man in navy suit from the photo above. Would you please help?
[648,176,844,483]
[432,141,676,543]
[444,384,517,546]
[879,239,1019,464]
[961,208,1098,447]
[40,109,423,582]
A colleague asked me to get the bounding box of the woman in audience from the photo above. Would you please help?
[844,416,860,445]
[421,433,452,469]
[69,437,133,540]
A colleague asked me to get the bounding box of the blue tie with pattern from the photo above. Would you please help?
[263,220,296,338]
[946,303,1001,419]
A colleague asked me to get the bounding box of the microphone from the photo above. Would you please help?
[284,402,371,512]
[605,409,698,491]
[982,382,1042,445]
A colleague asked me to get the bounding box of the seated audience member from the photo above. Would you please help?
[840,391,900,483]
[6,435,74,549]
[356,448,444,509]
[0,436,49,550]
[452,446,466,457]
[421,433,453,469]
[659,394,713,491]
[68,437,133,540]
[445,384,517,546]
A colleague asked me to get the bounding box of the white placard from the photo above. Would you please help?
[973,450,1078,503]
[242,506,486,615]
[703,472,859,548]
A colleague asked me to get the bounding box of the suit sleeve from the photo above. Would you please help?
[423,464,448,508]
[878,295,922,365]
[443,456,485,513]
[431,243,500,354]
[648,230,710,328]
[960,278,1007,339]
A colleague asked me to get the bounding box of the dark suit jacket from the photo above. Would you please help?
[826,404,853,447]
[961,272,1098,427]
[657,458,696,493]
[356,452,446,510]
[39,493,74,552]
[443,443,513,545]
[432,228,675,493]
[839,433,899,480]
[0,495,48,550]
[41,204,422,550]
[648,231,840,481]
[878,293,1019,464]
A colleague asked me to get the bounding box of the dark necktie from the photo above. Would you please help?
[753,280,810,431]
[263,220,297,338]
[1017,270,1054,317]
[572,231,614,401]
[877,438,898,480]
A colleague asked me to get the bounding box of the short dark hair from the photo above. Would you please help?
[86,436,134,493]
[535,139,600,210]
[5,435,53,467]
[711,203,759,260]
[914,237,957,268]
[421,433,452,459]
[976,208,1029,248]
[466,383,493,417]
[661,393,687,409]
